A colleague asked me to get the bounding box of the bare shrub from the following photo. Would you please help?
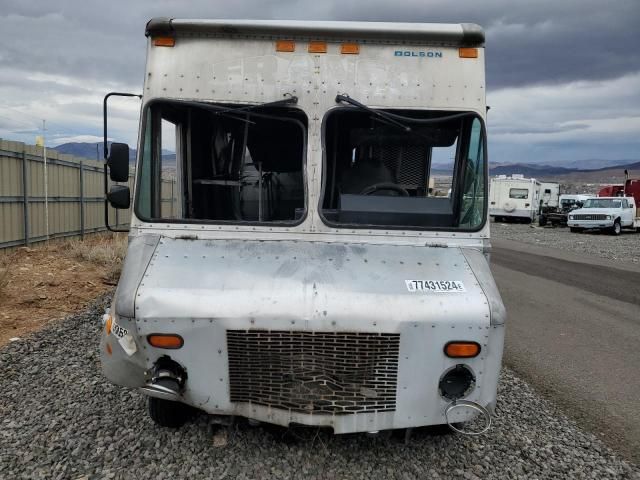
[65,234,128,283]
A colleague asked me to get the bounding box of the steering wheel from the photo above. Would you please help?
[360,183,410,196]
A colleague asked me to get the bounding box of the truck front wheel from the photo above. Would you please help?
[611,220,621,236]
[148,397,193,428]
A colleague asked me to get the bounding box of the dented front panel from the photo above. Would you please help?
[102,237,504,432]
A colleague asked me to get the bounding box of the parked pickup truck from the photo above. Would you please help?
[567,197,639,235]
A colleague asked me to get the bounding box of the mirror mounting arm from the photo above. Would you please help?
[103,92,142,233]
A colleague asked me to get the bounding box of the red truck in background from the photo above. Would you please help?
[599,179,640,205]
[597,184,624,197]
[624,179,640,203]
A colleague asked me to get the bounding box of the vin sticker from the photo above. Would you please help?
[405,280,466,293]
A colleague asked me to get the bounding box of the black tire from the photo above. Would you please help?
[148,397,192,428]
[570,227,582,233]
[538,215,547,227]
[611,220,621,236]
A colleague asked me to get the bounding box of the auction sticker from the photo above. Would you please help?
[405,280,466,293]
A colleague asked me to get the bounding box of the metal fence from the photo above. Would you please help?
[0,138,135,250]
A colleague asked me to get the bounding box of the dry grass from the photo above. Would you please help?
[0,256,10,299]
[0,232,129,345]
[65,233,128,283]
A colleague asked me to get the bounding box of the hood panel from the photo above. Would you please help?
[571,208,618,215]
[135,238,490,327]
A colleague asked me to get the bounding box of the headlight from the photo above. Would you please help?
[569,215,574,220]
[606,215,611,220]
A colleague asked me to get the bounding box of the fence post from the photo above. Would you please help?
[21,150,30,246]
[79,161,85,239]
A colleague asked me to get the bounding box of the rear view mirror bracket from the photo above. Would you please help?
[103,92,142,232]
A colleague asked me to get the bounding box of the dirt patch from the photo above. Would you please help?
[0,234,127,346]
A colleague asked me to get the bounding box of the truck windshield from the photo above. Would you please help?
[561,199,579,209]
[320,108,486,230]
[582,199,621,209]
[135,100,307,224]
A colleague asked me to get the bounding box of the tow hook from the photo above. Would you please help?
[140,356,187,401]
[444,400,492,435]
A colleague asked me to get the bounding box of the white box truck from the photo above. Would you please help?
[489,174,540,223]
[100,18,505,435]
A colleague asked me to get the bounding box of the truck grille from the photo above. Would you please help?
[227,330,400,415]
[573,214,607,220]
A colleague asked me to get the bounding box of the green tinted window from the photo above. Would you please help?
[459,118,486,229]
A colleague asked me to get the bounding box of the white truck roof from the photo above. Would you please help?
[145,18,485,46]
[491,175,538,184]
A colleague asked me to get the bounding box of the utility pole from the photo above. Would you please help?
[42,120,49,241]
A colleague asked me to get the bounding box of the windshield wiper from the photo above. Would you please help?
[336,94,412,132]
[212,94,298,116]
[336,93,479,126]
[166,95,298,124]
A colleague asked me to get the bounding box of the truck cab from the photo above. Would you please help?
[539,194,593,227]
[568,196,638,235]
[100,19,505,435]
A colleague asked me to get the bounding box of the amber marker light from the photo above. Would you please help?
[105,315,112,335]
[147,334,184,349]
[276,40,295,52]
[308,41,328,53]
[153,36,176,47]
[341,43,360,54]
[444,341,481,358]
[459,47,478,58]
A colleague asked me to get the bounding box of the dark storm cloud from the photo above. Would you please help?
[306,0,640,88]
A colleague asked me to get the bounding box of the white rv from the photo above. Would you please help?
[489,175,540,222]
[100,19,505,435]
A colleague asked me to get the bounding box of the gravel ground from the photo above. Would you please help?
[491,220,640,265]
[1,297,638,480]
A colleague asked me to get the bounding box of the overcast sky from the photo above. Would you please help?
[0,0,638,165]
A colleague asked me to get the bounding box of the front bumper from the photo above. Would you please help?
[567,219,614,229]
[102,316,504,433]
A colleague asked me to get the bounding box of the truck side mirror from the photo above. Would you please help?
[107,142,130,182]
[107,185,131,209]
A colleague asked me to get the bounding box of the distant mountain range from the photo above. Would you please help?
[52,142,174,164]
[54,142,636,179]
[488,160,640,178]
